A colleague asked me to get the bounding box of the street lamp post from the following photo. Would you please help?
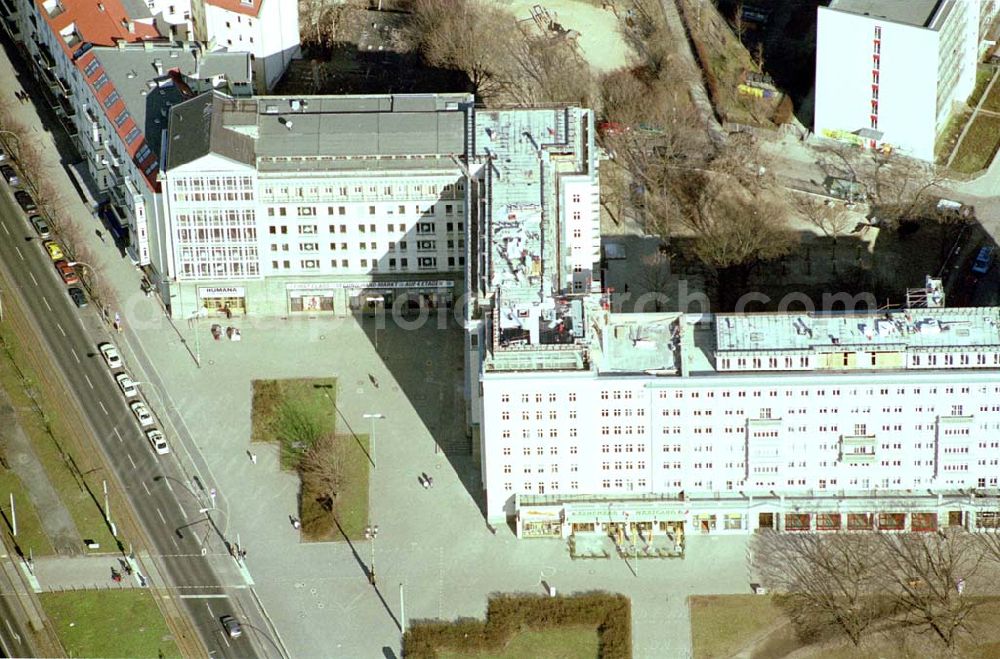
[363,413,384,469]
[400,582,406,634]
[365,524,379,585]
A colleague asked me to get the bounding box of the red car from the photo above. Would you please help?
[54,260,79,285]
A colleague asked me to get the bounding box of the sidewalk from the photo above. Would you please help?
[30,555,139,591]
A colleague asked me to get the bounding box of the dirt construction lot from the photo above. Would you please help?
[502,0,636,72]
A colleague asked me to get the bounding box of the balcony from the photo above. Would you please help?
[33,41,55,70]
[840,434,876,464]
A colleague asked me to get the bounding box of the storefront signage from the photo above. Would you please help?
[286,280,454,291]
[198,286,246,298]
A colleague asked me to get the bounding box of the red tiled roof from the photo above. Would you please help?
[35,0,159,59]
[204,0,264,18]
[76,50,160,191]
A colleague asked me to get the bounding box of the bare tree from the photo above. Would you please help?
[877,529,987,648]
[672,174,797,271]
[706,132,775,189]
[407,0,521,103]
[793,196,855,242]
[599,159,631,226]
[732,2,746,44]
[298,433,345,512]
[868,152,944,225]
[752,530,890,646]
[505,27,595,107]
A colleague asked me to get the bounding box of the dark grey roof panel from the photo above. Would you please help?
[392,95,439,112]
[165,93,213,170]
[437,112,466,153]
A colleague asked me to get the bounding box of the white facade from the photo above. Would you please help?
[162,163,468,283]
[481,367,1000,522]
[814,0,979,160]
[476,305,1000,537]
[191,0,300,92]
[159,93,480,316]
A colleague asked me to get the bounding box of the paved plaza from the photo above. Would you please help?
[111,305,752,658]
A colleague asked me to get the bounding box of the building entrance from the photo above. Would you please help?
[198,287,247,315]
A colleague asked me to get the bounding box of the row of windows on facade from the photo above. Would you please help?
[174,210,256,226]
[664,405,970,423]
[269,256,464,271]
[265,204,463,218]
[498,385,1000,404]
[496,438,1000,460]
[727,352,1000,369]
[496,421,1000,441]
[500,475,1000,494]
[258,181,464,201]
[177,248,257,263]
[267,221,464,235]
[179,262,260,277]
[268,239,465,253]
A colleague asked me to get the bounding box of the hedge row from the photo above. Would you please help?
[402,591,632,658]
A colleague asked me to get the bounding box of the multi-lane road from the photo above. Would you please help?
[0,175,274,656]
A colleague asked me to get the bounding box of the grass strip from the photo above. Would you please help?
[40,590,181,658]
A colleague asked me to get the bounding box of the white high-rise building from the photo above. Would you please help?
[814,0,980,160]
[475,301,1000,538]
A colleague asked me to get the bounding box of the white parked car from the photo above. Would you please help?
[99,343,123,369]
[115,373,138,398]
[146,429,169,455]
[130,401,154,427]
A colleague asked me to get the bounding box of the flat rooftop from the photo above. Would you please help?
[166,92,473,172]
[597,314,680,374]
[253,96,468,159]
[715,307,1000,354]
[827,0,943,28]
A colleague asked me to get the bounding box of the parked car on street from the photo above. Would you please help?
[99,343,123,369]
[42,240,64,261]
[972,246,995,275]
[0,164,18,186]
[68,286,88,308]
[115,373,138,398]
[53,260,79,285]
[130,401,154,427]
[146,429,169,455]
[14,190,36,212]
[30,215,50,238]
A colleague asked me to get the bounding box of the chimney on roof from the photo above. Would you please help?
[154,59,163,75]
[127,20,135,33]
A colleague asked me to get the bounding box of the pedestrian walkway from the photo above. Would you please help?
[0,387,81,555]
[30,554,139,592]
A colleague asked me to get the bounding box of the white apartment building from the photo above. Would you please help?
[161,92,473,316]
[475,302,1000,538]
[814,0,980,160]
[8,0,251,268]
[189,0,299,92]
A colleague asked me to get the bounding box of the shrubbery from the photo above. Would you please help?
[402,591,631,658]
